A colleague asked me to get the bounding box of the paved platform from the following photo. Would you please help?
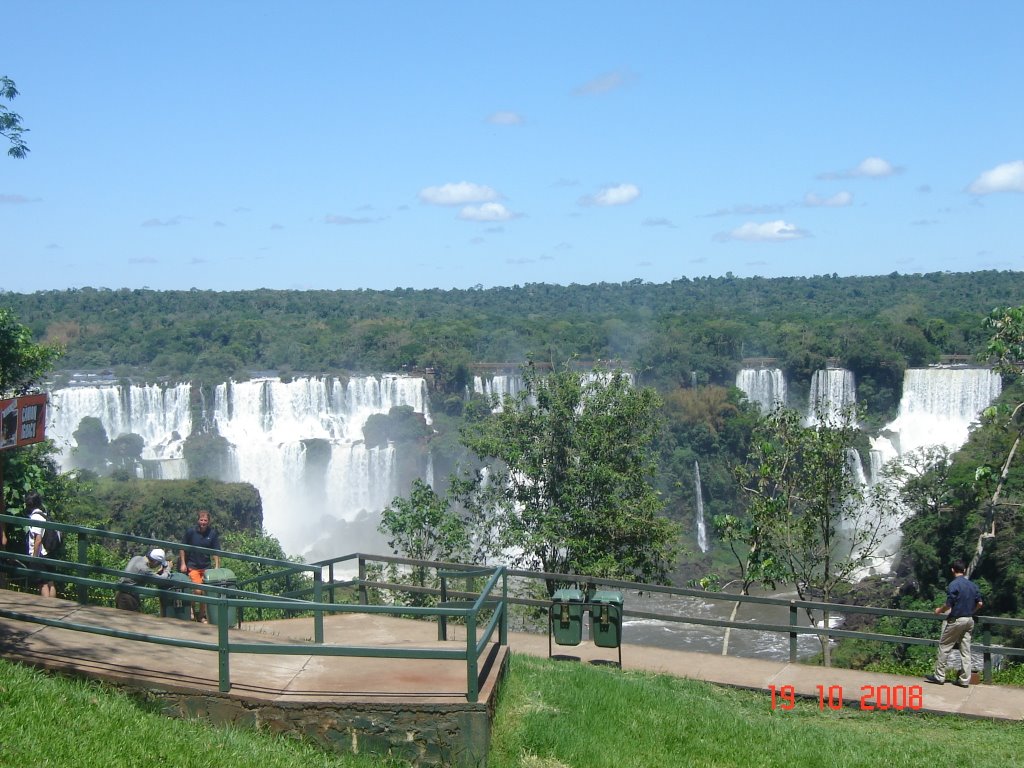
[2,589,1023,721]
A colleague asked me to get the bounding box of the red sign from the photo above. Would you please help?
[0,393,48,451]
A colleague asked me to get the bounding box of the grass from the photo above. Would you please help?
[489,655,1024,768]
[3,653,1023,768]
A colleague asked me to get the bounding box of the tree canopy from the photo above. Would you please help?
[1,76,29,159]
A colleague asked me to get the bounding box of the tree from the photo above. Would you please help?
[967,305,1024,575]
[0,308,66,550]
[735,405,901,664]
[459,363,680,592]
[0,308,63,396]
[379,478,473,605]
[72,416,110,474]
[1,76,29,158]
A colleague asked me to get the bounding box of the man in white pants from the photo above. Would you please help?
[925,559,983,688]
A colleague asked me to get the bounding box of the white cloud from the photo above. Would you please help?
[804,191,853,207]
[580,183,641,207]
[573,70,637,96]
[852,157,896,177]
[458,202,516,222]
[716,220,808,242]
[968,160,1024,195]
[487,111,523,125]
[818,156,901,180]
[419,182,499,206]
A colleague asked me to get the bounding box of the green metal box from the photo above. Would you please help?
[203,568,238,627]
[589,590,623,648]
[161,572,194,621]
[550,588,585,646]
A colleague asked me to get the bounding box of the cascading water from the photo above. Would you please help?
[807,368,856,425]
[47,375,431,559]
[48,383,192,478]
[735,368,787,412]
[872,367,1002,461]
[694,461,708,553]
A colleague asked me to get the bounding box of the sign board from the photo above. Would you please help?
[0,393,48,451]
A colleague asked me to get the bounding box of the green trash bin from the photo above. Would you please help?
[589,590,623,648]
[161,572,194,620]
[550,588,585,646]
[203,567,237,627]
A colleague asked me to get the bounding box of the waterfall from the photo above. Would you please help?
[735,368,786,412]
[694,461,708,553]
[47,375,432,559]
[48,383,192,476]
[861,366,1002,577]
[873,367,1002,461]
[807,368,856,425]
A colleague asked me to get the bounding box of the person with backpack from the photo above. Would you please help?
[25,491,58,598]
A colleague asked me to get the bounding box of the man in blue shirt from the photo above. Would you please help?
[925,559,983,688]
[178,510,221,623]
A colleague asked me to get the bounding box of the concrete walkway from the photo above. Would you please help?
[2,589,1023,721]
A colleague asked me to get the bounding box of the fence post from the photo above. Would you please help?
[76,532,89,604]
[439,572,448,641]
[500,568,508,646]
[983,621,992,683]
[313,566,324,644]
[217,592,231,692]
[789,602,798,663]
[466,610,478,703]
[358,556,368,605]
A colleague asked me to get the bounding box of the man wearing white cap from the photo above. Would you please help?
[115,548,171,611]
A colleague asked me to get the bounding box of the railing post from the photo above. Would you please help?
[439,572,448,641]
[313,567,324,645]
[76,532,89,604]
[789,602,798,663]
[500,568,508,646]
[983,621,992,684]
[217,592,230,692]
[466,610,478,703]
[327,562,336,604]
[358,556,368,606]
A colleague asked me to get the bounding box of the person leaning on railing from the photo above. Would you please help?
[115,548,171,611]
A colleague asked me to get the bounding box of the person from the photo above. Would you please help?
[925,559,983,688]
[25,491,56,598]
[115,548,170,611]
[179,510,221,622]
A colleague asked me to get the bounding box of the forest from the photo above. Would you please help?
[3,271,1024,665]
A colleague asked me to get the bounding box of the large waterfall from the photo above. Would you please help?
[694,462,708,553]
[735,368,786,412]
[873,367,1003,461]
[47,375,431,559]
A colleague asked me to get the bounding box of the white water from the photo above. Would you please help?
[735,368,786,412]
[694,462,708,553]
[807,368,856,425]
[47,375,432,559]
[872,367,1002,462]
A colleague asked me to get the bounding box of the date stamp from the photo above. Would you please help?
[769,684,924,711]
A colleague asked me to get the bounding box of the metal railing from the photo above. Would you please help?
[2,513,1022,688]
[0,514,508,702]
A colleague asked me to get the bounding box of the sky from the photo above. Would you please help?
[2,2,1023,293]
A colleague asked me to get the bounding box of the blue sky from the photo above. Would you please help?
[3,2,1022,293]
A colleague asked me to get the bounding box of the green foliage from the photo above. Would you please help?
[72,416,110,473]
[0,76,29,159]
[0,307,62,396]
[183,431,234,479]
[460,364,680,588]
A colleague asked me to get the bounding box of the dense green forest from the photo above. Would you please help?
[4,272,1024,651]
[7,271,1023,422]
